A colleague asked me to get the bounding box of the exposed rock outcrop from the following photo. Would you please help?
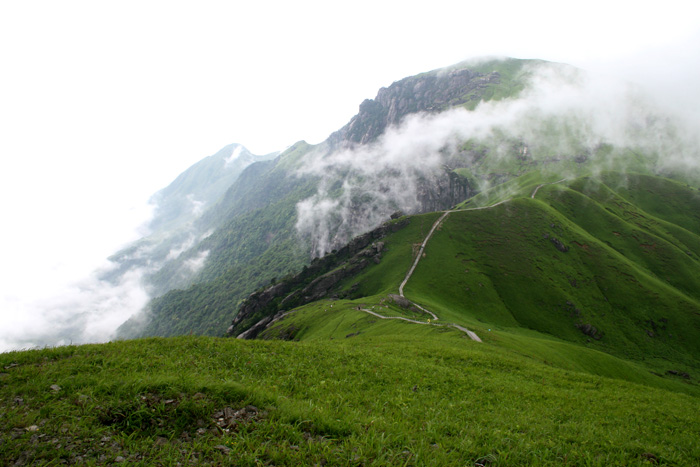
[329,67,500,146]
[417,168,473,212]
[576,323,602,340]
[227,219,408,338]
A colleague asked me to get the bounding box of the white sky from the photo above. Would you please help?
[0,0,699,350]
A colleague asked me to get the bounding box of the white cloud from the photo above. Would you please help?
[184,250,210,274]
[0,262,150,353]
[224,145,244,167]
[1,0,698,350]
[295,62,700,256]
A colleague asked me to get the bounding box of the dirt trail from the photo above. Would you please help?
[531,178,567,198]
[270,200,512,342]
[359,308,483,342]
[398,210,451,298]
[391,201,511,342]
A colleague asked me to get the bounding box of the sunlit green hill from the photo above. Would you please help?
[246,172,700,392]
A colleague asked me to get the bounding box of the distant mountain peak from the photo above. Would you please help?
[328,57,539,147]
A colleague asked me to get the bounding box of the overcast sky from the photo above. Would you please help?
[1,0,698,351]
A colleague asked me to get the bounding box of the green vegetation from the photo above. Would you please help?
[6,166,700,465]
[75,58,700,465]
[118,144,321,339]
[2,333,699,466]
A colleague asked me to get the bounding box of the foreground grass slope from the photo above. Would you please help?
[2,335,699,466]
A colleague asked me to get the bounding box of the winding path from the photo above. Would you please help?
[531,178,567,198]
[365,200,514,342]
[272,192,560,342]
[353,182,571,340]
[360,308,482,342]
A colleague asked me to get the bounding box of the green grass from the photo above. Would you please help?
[6,169,699,465]
[2,335,699,466]
[260,172,700,395]
[403,201,700,371]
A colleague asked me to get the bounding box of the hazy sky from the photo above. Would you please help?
[1,0,698,351]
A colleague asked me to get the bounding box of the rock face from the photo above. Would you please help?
[227,219,408,338]
[329,68,500,146]
[576,323,602,340]
[417,168,473,212]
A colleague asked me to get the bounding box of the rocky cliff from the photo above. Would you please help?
[329,67,500,146]
[227,218,409,339]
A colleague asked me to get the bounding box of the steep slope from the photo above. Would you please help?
[328,58,540,146]
[118,56,698,341]
[119,58,542,338]
[239,172,700,390]
[104,144,277,296]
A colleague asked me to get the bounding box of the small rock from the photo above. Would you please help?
[549,237,569,252]
[115,456,126,463]
[214,445,232,454]
[50,385,61,392]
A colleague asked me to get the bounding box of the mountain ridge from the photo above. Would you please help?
[3,56,700,466]
[115,57,700,369]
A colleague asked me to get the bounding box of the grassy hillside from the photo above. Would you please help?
[5,170,700,465]
[2,334,699,466]
[244,172,700,393]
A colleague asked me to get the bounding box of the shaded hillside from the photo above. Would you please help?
[104,144,278,295]
[118,58,544,338]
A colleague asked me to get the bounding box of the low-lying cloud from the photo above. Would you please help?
[0,260,150,353]
[295,62,699,257]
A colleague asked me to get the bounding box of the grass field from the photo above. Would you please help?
[2,334,699,466]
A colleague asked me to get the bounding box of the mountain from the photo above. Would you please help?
[114,57,699,376]
[236,171,700,382]
[103,143,278,296]
[2,57,700,466]
[116,58,544,338]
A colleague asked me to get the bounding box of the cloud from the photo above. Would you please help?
[184,250,210,274]
[224,145,244,167]
[0,261,150,353]
[295,62,700,257]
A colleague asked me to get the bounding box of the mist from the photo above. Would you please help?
[295,61,700,256]
[0,259,151,353]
